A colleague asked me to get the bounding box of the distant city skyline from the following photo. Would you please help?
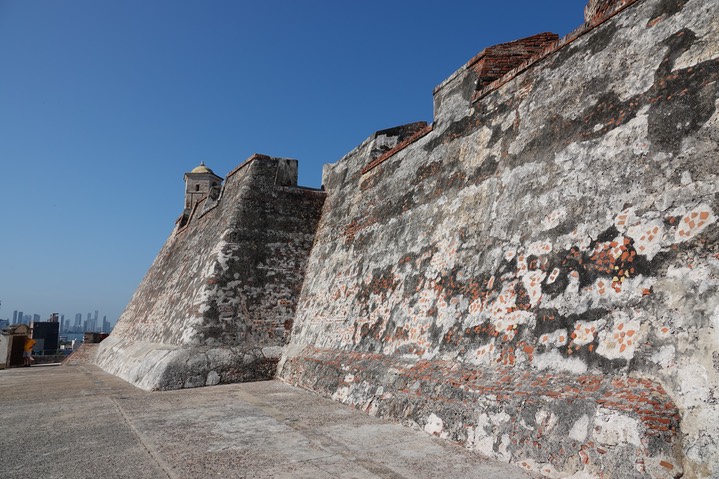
[3,306,117,333]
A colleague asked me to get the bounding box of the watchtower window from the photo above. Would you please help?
[195,184,200,191]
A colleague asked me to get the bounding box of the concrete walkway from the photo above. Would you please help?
[0,364,534,479]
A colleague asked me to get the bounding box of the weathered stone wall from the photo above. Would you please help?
[96,155,325,390]
[280,0,719,478]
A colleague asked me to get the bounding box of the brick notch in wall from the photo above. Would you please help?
[469,32,559,95]
[585,0,634,26]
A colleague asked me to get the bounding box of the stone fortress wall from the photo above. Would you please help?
[96,0,719,477]
[96,155,325,389]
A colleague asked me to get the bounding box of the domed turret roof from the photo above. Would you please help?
[190,162,214,174]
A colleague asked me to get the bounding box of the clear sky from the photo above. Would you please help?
[0,0,584,323]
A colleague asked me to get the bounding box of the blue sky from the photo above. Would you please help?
[0,0,584,323]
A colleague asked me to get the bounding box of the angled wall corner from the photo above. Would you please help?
[96,155,325,390]
[432,33,558,127]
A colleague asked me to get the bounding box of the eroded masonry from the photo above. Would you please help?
[95,0,719,477]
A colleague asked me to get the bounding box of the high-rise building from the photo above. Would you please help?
[32,321,59,354]
[32,314,40,323]
[74,313,82,328]
[12,310,18,323]
[17,311,23,324]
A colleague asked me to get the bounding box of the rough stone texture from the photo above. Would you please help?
[61,342,99,366]
[280,0,719,478]
[96,155,325,390]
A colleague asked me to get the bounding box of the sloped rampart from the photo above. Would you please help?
[97,155,325,390]
[280,0,719,477]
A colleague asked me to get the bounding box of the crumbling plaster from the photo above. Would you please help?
[280,0,719,477]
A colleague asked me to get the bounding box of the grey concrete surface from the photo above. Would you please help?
[0,364,535,478]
